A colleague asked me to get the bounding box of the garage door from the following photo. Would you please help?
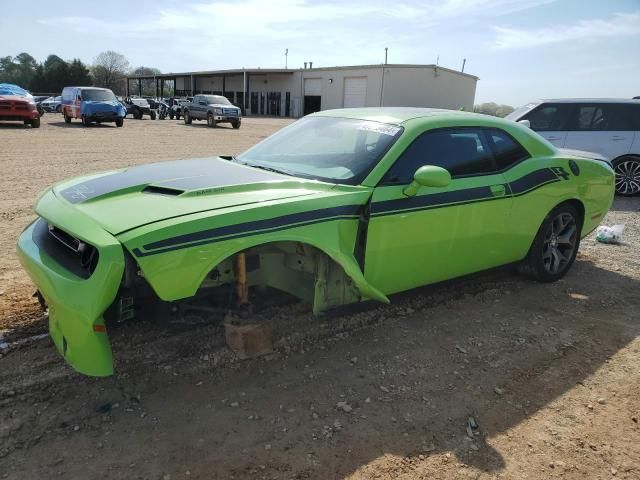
[304,78,322,96]
[343,77,367,108]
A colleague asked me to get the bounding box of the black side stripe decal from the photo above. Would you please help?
[132,168,562,258]
[134,205,362,257]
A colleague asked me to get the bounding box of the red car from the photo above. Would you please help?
[0,84,41,128]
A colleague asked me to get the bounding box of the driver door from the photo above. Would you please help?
[364,127,513,295]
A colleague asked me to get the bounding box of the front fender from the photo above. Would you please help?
[121,215,389,305]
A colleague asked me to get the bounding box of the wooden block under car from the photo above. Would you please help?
[224,321,273,359]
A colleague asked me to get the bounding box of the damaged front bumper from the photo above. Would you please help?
[16,190,125,376]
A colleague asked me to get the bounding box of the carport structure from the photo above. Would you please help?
[126,68,295,116]
[126,64,478,118]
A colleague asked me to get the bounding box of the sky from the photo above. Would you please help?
[2,0,639,106]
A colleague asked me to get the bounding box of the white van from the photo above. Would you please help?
[507,99,640,196]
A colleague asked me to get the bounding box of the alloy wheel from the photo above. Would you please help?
[614,160,640,195]
[542,212,577,275]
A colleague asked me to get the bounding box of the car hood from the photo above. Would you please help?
[208,103,239,109]
[0,94,32,104]
[51,157,332,235]
[82,100,124,113]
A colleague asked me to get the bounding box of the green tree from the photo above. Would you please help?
[68,59,92,86]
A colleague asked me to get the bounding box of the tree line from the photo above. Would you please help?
[473,102,515,117]
[0,51,160,96]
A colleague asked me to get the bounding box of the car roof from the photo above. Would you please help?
[312,107,474,125]
[64,86,111,91]
[539,98,640,104]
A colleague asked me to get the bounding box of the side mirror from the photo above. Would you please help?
[403,165,451,197]
[517,119,531,128]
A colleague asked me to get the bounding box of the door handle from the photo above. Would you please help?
[546,136,560,140]
[611,135,626,141]
[490,184,506,197]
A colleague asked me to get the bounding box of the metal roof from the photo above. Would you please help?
[540,98,640,104]
[126,64,478,81]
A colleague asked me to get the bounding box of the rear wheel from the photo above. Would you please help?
[82,115,91,127]
[150,110,156,120]
[63,110,71,123]
[612,156,640,196]
[115,117,124,127]
[134,109,142,120]
[207,113,216,128]
[30,117,40,128]
[184,110,192,124]
[519,203,581,282]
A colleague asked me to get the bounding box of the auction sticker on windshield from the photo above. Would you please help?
[357,122,401,136]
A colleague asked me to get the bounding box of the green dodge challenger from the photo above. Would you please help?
[17,108,615,376]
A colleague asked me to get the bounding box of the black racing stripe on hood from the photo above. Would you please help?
[58,158,285,204]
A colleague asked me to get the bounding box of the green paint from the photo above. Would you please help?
[17,108,615,376]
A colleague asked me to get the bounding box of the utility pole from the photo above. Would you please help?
[462,58,466,72]
[384,47,388,64]
[285,48,288,69]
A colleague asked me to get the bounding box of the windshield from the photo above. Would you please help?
[235,116,403,184]
[131,98,149,106]
[82,89,116,102]
[505,102,539,121]
[203,95,231,105]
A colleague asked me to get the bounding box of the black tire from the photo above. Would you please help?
[169,112,174,120]
[133,109,142,120]
[63,110,71,123]
[175,112,181,120]
[612,156,640,196]
[150,111,156,120]
[30,117,41,128]
[56,105,62,113]
[184,110,192,125]
[519,203,581,282]
[231,120,241,129]
[82,115,91,127]
[115,117,124,127]
[207,113,216,128]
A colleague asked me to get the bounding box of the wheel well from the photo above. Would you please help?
[557,199,585,230]
[611,154,640,166]
[198,241,361,314]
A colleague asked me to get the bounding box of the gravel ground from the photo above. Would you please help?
[0,115,639,480]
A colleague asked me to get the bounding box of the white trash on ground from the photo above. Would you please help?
[595,224,625,244]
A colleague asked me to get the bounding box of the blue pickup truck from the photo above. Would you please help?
[181,94,242,129]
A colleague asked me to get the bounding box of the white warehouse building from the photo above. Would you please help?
[126,64,478,117]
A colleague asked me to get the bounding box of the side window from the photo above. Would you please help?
[631,105,640,131]
[487,128,530,170]
[381,129,495,184]
[569,104,633,131]
[523,103,571,131]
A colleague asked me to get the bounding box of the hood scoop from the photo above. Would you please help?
[143,185,185,196]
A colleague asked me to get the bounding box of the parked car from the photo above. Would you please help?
[41,96,62,113]
[61,86,126,127]
[168,98,189,120]
[17,108,615,376]
[182,94,242,128]
[506,99,640,196]
[122,97,156,120]
[0,83,40,128]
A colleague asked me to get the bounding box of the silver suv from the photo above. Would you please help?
[507,99,640,195]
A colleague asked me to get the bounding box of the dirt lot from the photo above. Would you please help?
[1,115,639,480]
